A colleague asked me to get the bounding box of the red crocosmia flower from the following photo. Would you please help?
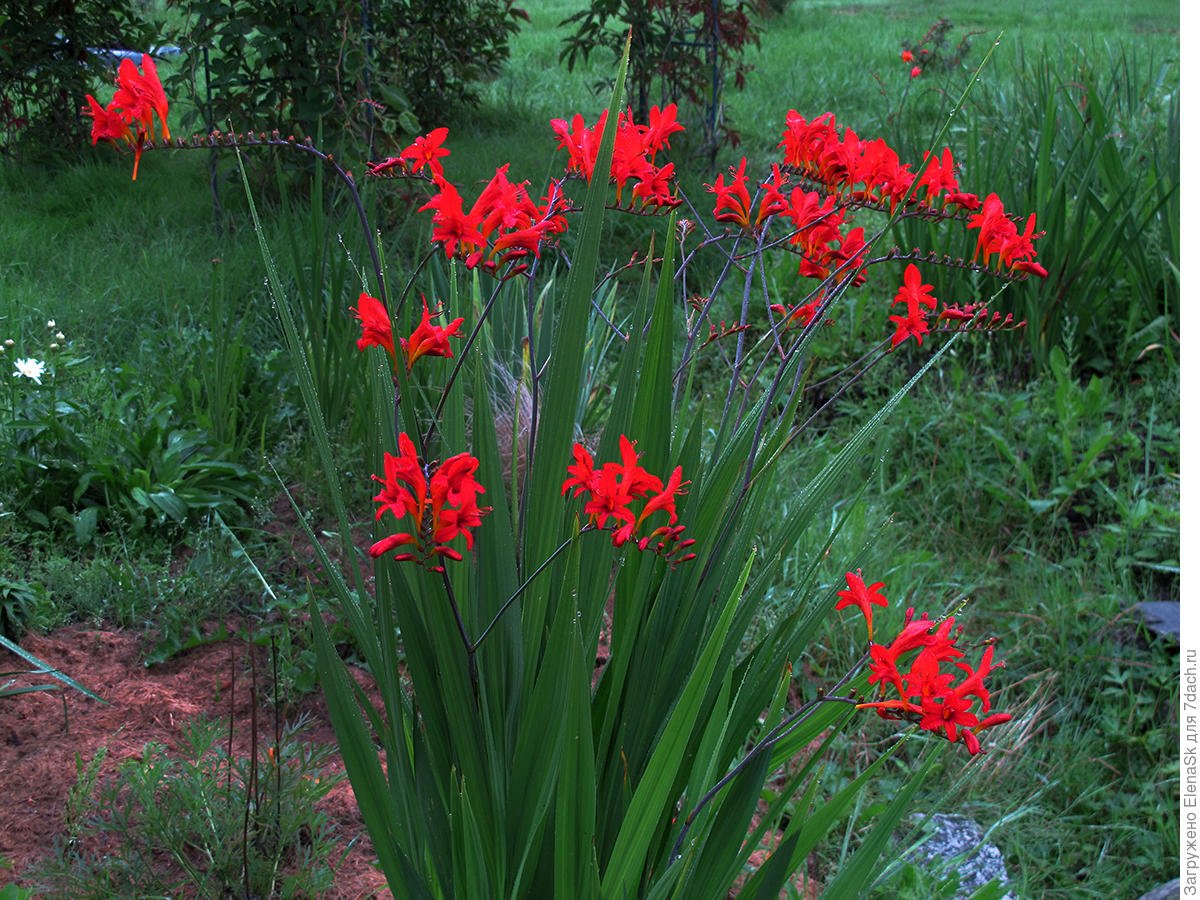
[472,165,534,238]
[419,177,486,261]
[706,157,754,229]
[84,95,133,145]
[783,188,844,273]
[113,55,170,142]
[399,298,465,371]
[351,292,395,359]
[966,193,1010,265]
[561,436,692,562]
[369,433,489,571]
[643,103,685,160]
[831,226,869,285]
[1012,260,1048,278]
[889,265,935,348]
[835,569,889,639]
[113,55,170,180]
[916,147,959,205]
[901,49,915,63]
[632,162,680,208]
[755,164,792,227]
[910,66,922,78]
[551,110,607,181]
[944,190,981,211]
[998,213,1045,271]
[83,53,169,180]
[858,608,1006,755]
[894,264,937,313]
[400,126,450,179]
[967,194,1048,276]
[918,689,979,744]
[860,138,914,209]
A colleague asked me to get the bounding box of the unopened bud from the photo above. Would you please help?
[55,331,65,341]
[46,319,55,329]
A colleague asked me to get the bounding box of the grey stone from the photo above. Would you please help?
[1138,879,1180,900]
[1135,601,1181,639]
[908,813,1014,899]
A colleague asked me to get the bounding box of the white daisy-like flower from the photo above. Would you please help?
[13,358,46,385]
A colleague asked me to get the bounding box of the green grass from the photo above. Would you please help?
[0,0,1179,896]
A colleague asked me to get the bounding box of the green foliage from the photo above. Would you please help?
[0,576,42,640]
[238,42,1031,897]
[167,0,381,142]
[370,0,530,129]
[167,0,527,148]
[31,717,343,898]
[913,41,1179,372]
[0,1,156,156]
[1,332,267,537]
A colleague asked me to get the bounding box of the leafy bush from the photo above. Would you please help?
[0,1,156,156]
[560,0,764,156]
[2,330,266,537]
[167,0,527,149]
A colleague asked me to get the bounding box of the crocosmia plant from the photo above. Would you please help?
[96,41,1037,896]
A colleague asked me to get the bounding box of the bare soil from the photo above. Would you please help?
[0,623,389,897]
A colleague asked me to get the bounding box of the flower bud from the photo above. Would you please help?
[46,319,55,329]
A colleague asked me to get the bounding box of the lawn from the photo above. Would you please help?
[0,1,1179,896]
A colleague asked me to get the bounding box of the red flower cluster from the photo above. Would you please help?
[837,572,1010,755]
[367,126,450,180]
[369,434,490,572]
[779,111,977,213]
[705,157,869,286]
[967,193,1048,278]
[705,159,788,232]
[779,112,1047,283]
[888,263,937,348]
[83,54,170,180]
[369,130,571,275]
[551,104,684,208]
[561,435,694,563]
[418,166,571,274]
[350,293,465,371]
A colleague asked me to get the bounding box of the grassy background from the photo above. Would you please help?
[0,1,1179,896]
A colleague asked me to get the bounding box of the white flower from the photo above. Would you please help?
[54,331,65,341]
[49,343,59,350]
[3,339,12,347]
[13,358,45,385]
[45,319,55,329]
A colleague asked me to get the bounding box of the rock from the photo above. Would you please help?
[1138,879,1180,900]
[908,813,1014,898]
[1134,601,1180,640]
